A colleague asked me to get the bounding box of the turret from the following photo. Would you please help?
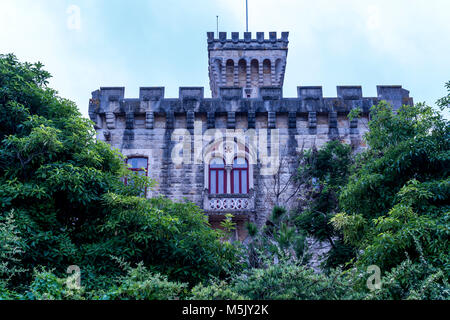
[207,32,289,99]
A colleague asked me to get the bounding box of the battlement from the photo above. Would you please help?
[207,32,289,50]
[91,85,410,103]
[89,85,413,126]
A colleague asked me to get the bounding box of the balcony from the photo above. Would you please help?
[202,190,255,215]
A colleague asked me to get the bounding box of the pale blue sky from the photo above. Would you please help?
[1,0,449,118]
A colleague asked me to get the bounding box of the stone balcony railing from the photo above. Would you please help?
[203,190,255,215]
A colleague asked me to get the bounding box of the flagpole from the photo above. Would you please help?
[246,0,248,32]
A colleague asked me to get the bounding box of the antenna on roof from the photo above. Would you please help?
[216,15,219,35]
[246,0,249,32]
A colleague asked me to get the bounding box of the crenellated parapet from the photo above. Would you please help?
[89,84,413,147]
[89,85,412,130]
[207,31,289,50]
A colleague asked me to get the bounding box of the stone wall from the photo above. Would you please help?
[89,85,413,239]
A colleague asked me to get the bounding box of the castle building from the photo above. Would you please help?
[89,32,413,241]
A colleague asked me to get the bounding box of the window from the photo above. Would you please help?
[263,59,271,86]
[126,157,148,176]
[238,59,247,87]
[250,59,259,87]
[231,158,249,194]
[209,158,226,194]
[226,59,234,86]
[126,157,148,196]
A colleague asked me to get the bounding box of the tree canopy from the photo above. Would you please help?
[0,54,240,295]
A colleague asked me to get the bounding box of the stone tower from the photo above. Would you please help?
[207,31,289,98]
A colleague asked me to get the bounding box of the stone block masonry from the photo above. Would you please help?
[89,31,413,241]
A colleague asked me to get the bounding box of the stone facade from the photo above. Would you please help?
[89,32,413,241]
[208,31,288,98]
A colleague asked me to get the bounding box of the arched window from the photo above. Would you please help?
[231,158,249,194]
[238,59,247,87]
[226,59,234,86]
[209,158,226,194]
[250,59,259,87]
[263,59,271,86]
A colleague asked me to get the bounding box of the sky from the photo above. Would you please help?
[0,0,449,119]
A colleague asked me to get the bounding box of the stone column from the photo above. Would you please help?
[225,165,232,194]
[258,59,263,86]
[221,62,226,87]
[270,59,276,86]
[246,59,251,88]
[233,60,239,86]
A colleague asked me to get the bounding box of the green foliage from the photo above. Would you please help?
[246,206,309,269]
[220,213,237,239]
[347,107,362,121]
[271,206,287,223]
[0,210,27,288]
[436,81,450,111]
[193,255,449,300]
[0,53,239,296]
[340,101,449,220]
[192,260,364,300]
[298,140,352,188]
[368,258,450,300]
[0,281,20,300]
[338,95,449,277]
[99,262,188,300]
[331,213,367,246]
[24,267,85,300]
[190,279,249,300]
[92,194,241,283]
[245,221,258,238]
[295,140,355,268]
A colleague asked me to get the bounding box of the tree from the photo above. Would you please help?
[245,206,309,269]
[0,53,239,292]
[333,90,449,277]
[261,144,302,208]
[295,140,355,269]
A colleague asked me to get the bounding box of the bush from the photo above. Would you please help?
[99,263,188,300]
[368,258,450,300]
[0,281,21,300]
[191,280,248,300]
[23,268,85,300]
[245,206,309,269]
[191,260,364,300]
[0,210,26,288]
